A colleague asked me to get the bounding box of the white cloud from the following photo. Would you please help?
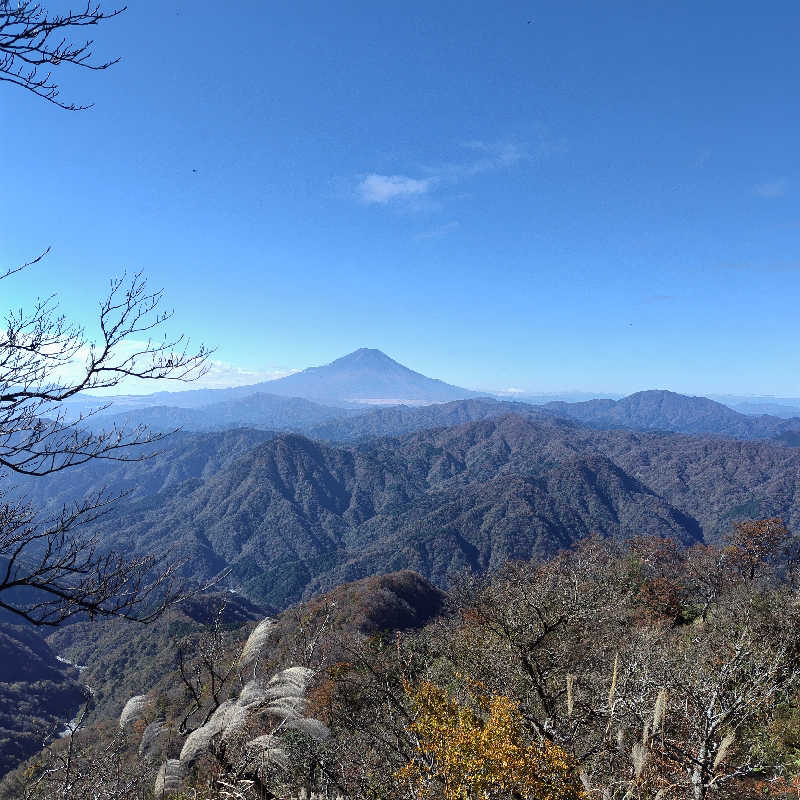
[356,136,552,216]
[357,174,433,205]
[187,360,298,389]
[755,178,788,198]
[50,339,298,395]
[436,140,527,179]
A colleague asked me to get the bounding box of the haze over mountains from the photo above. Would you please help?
[68,348,481,417]
[7,346,800,777]
[542,390,800,440]
[62,348,800,444]
[13,345,800,610]
[25,412,800,612]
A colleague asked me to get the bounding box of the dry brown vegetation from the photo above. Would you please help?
[5,521,800,799]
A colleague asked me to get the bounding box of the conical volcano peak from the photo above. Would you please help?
[259,348,480,406]
[328,348,402,369]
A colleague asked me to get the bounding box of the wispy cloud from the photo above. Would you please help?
[754,178,789,198]
[414,221,460,241]
[190,360,299,389]
[355,137,552,212]
[428,140,528,181]
[56,340,299,394]
[357,174,433,205]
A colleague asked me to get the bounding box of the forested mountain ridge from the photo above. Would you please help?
[544,388,800,439]
[306,396,554,441]
[7,428,275,512]
[88,393,357,434]
[71,413,800,610]
[65,386,800,445]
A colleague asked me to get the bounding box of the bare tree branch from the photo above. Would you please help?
[0,252,213,624]
[1,257,213,476]
[0,486,193,626]
[0,1,125,110]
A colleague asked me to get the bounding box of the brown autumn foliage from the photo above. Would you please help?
[6,520,800,800]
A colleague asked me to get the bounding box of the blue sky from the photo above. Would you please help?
[2,1,799,395]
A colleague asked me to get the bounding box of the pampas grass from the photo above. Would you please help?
[180,724,217,765]
[266,666,313,699]
[178,699,238,764]
[265,667,314,721]
[153,759,184,798]
[267,695,307,721]
[566,673,575,717]
[247,733,277,750]
[653,688,667,732]
[239,618,273,667]
[180,716,224,765]
[284,717,330,741]
[632,742,648,777]
[168,652,326,786]
[139,718,166,759]
[221,704,250,742]
[207,699,235,729]
[119,694,150,730]
[607,653,619,710]
[247,735,288,769]
[237,679,267,708]
[713,732,735,770]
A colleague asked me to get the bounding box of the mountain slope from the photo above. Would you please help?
[17,410,800,615]
[63,348,480,417]
[82,413,800,610]
[307,397,554,441]
[544,389,800,440]
[0,624,85,775]
[90,393,354,434]
[7,428,275,513]
[257,348,480,406]
[311,451,701,596]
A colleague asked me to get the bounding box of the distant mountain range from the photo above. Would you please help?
[308,390,800,444]
[65,348,481,417]
[13,348,800,614]
[254,348,482,406]
[542,389,800,440]
[34,412,796,611]
[711,395,800,418]
[58,350,800,444]
[88,393,357,434]
[730,402,800,418]
[9,350,800,781]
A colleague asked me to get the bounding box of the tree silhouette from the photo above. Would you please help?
[0,260,211,625]
[0,1,125,110]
